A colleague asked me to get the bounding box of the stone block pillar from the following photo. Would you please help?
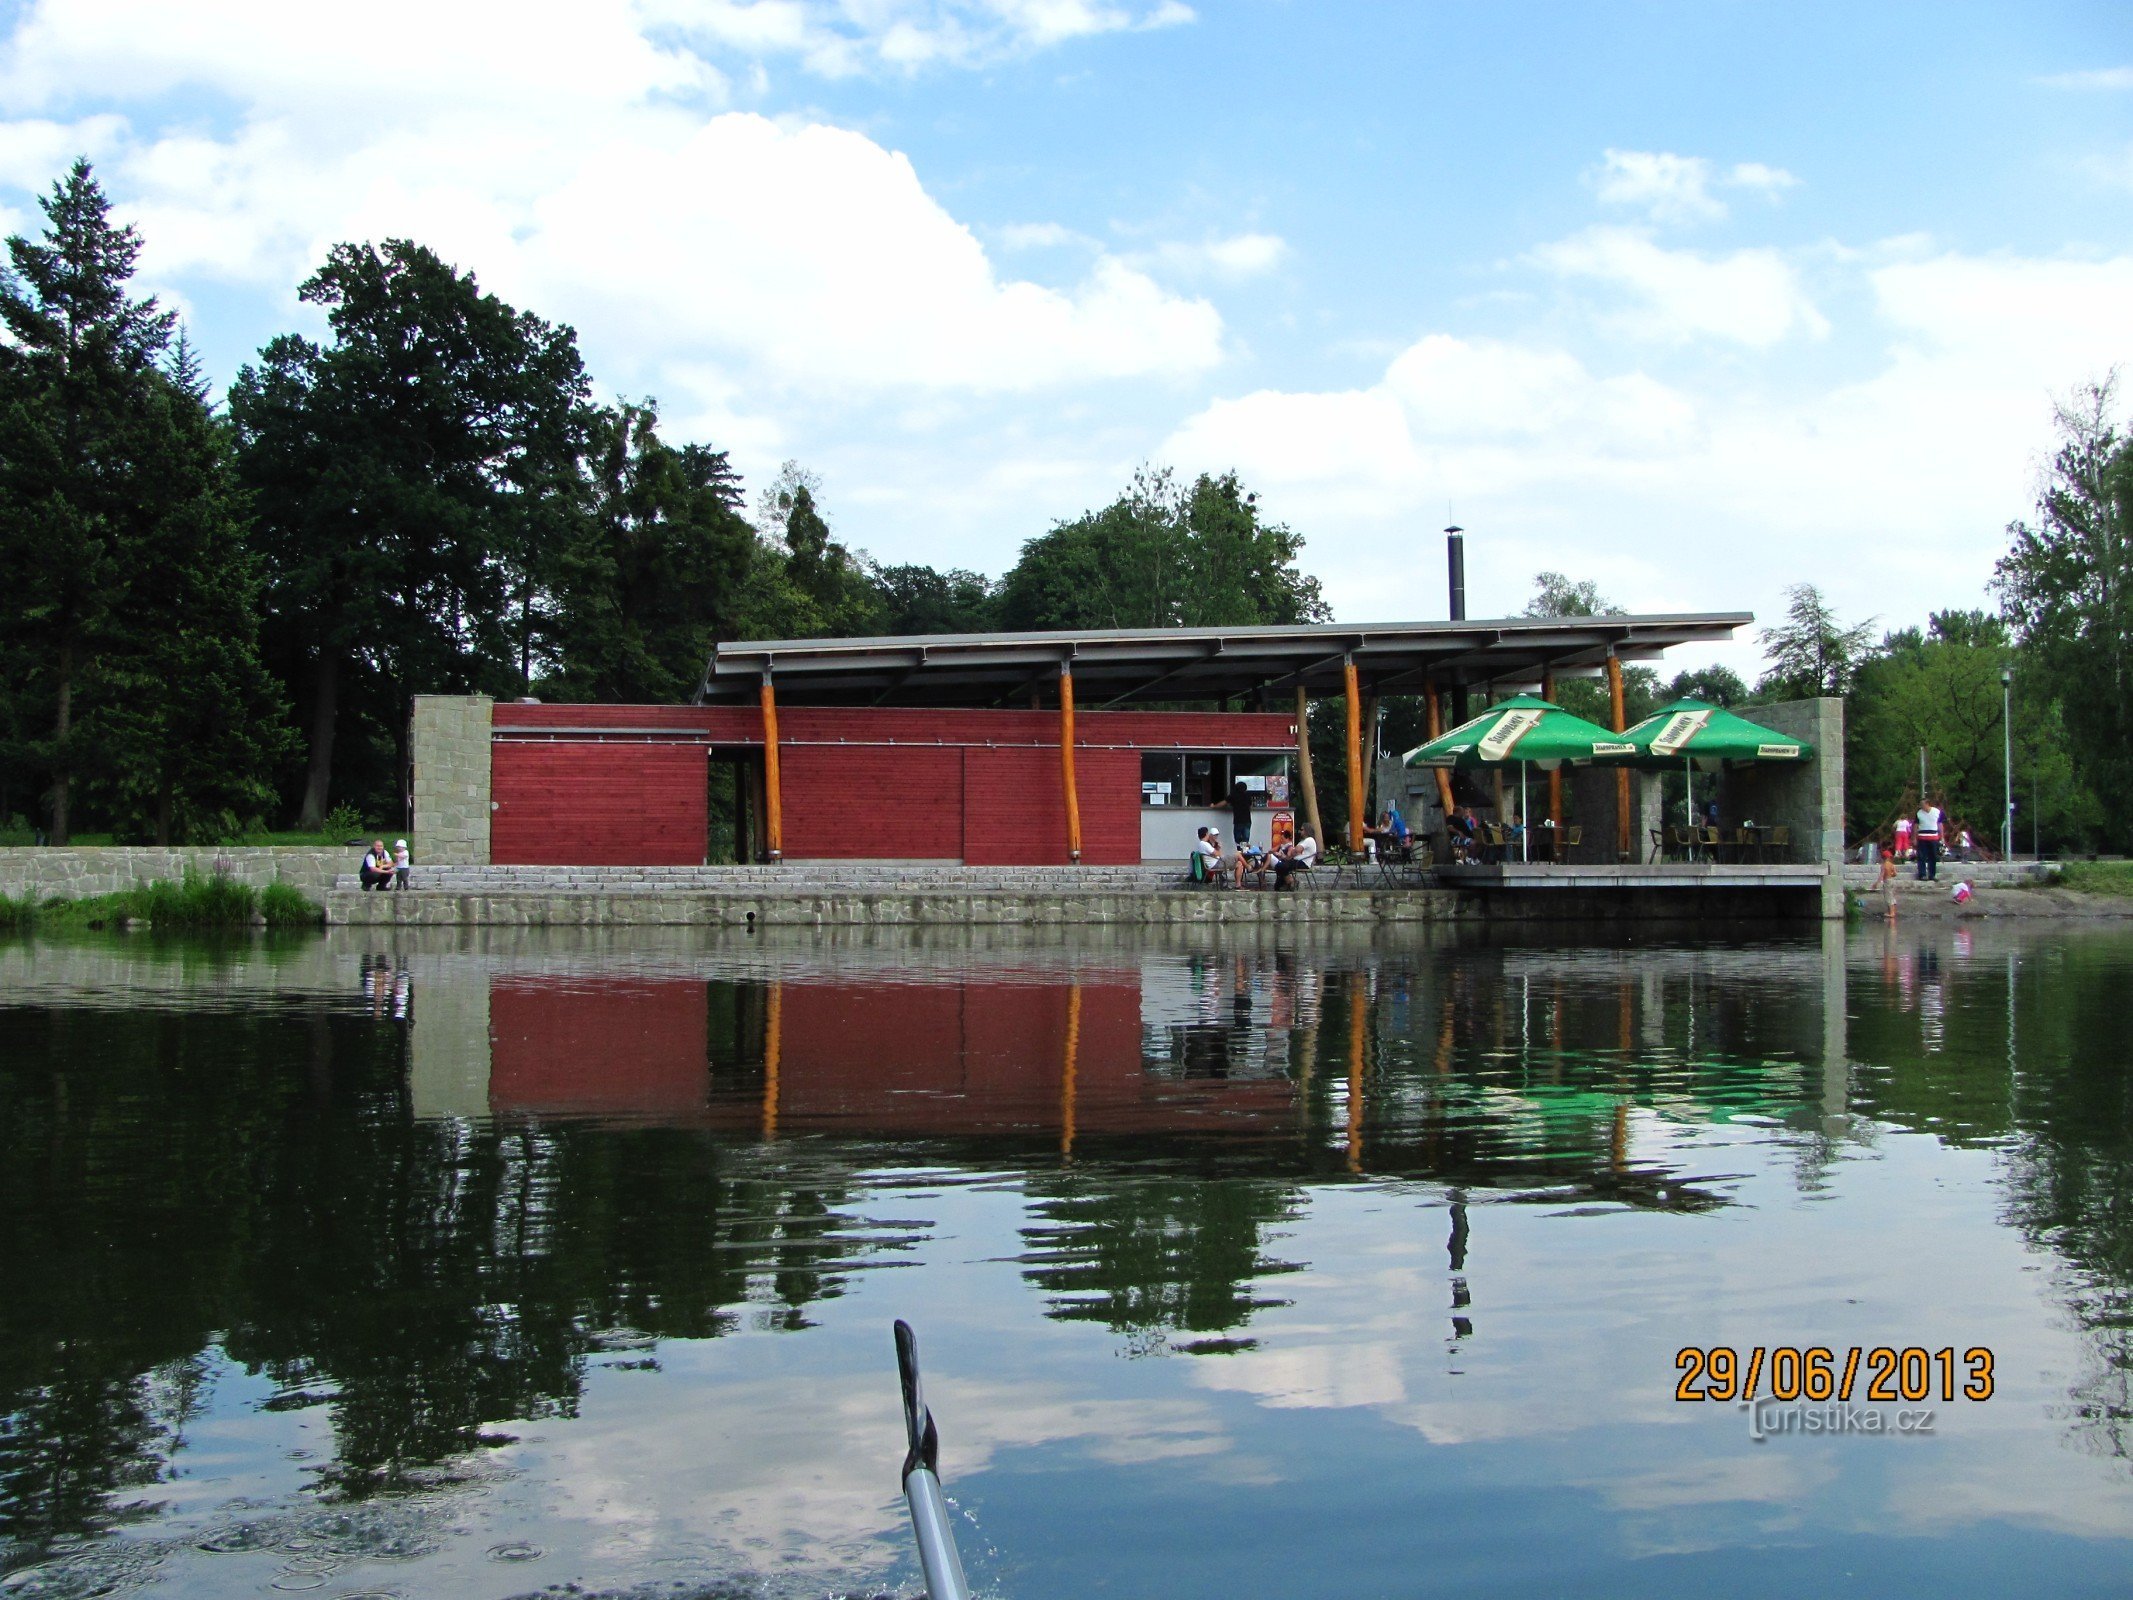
[1569,768,1661,863]
[410,695,493,866]
[1728,696,1845,918]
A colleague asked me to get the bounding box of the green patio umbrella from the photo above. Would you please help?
[1402,695,1638,862]
[1612,698,1814,825]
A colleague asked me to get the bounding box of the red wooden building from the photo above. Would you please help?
[436,616,1748,869]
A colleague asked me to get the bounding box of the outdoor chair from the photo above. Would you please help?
[1647,827,1667,863]
[1767,825,1791,861]
[1667,825,1696,862]
[1372,835,1424,886]
[1698,826,1724,862]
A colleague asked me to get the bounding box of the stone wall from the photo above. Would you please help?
[1567,769,1662,864]
[0,846,346,899]
[1724,698,1843,861]
[1725,696,1844,918]
[410,695,493,865]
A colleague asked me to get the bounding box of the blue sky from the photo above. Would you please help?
[2,0,2128,671]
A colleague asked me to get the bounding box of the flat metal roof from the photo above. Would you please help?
[697,613,1751,707]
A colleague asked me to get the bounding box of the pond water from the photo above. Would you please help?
[2,919,2130,1599]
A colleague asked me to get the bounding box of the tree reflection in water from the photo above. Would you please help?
[3,922,2132,1568]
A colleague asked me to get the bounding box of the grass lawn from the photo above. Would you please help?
[0,874,322,930]
[0,828,404,848]
[2056,861,2133,898]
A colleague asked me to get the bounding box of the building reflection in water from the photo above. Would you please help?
[8,922,2133,1554]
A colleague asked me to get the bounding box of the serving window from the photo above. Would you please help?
[1139,751,1290,807]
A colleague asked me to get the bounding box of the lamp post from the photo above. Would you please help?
[2001,667,2014,861]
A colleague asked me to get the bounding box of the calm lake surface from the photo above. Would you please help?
[3,919,2131,1598]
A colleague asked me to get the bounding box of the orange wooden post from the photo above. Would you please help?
[1060,981,1082,1157]
[759,670,783,862]
[1425,677,1456,821]
[1343,654,1365,854]
[761,980,783,1141]
[1295,687,1323,847]
[1607,653,1629,861]
[1542,668,1564,840]
[1058,660,1082,864]
[1346,971,1367,1173]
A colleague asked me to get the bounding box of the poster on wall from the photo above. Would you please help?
[1267,774,1289,803]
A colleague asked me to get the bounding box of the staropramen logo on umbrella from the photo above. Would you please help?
[1477,707,1546,761]
[1651,709,1713,757]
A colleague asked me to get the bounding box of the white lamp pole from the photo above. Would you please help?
[2001,667,2014,861]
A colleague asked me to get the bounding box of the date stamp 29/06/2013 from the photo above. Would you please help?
[1674,1346,1994,1406]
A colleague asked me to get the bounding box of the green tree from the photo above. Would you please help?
[0,159,176,841]
[1666,664,1748,706]
[230,240,593,828]
[0,160,287,841]
[1524,571,1616,617]
[1994,380,2133,849]
[996,466,1325,632]
[872,563,997,635]
[77,369,293,841]
[1758,582,1874,699]
[544,402,762,704]
[777,482,882,636]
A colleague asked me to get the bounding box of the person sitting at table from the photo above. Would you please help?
[1369,805,1411,854]
[1189,826,1224,885]
[1445,808,1480,864]
[1233,838,1274,889]
[1272,830,1319,890]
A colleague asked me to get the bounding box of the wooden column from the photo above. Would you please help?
[1060,981,1081,1158]
[761,980,783,1141]
[1542,668,1564,839]
[1343,654,1365,853]
[1058,660,1082,864]
[1295,686,1323,845]
[1607,653,1629,861]
[1424,677,1456,821]
[759,670,783,862]
[1346,971,1367,1174]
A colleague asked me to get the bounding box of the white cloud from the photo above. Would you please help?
[2081,143,2133,192]
[1162,247,2133,656]
[1528,226,1828,347]
[643,0,1194,76]
[1726,160,1801,197]
[0,2,1224,396]
[1152,231,1290,278]
[996,220,1090,251]
[1591,148,1801,225]
[1592,149,1727,224]
[2035,65,2133,90]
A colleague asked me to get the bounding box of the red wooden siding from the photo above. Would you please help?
[491,741,707,866]
[489,977,708,1114]
[485,703,1293,866]
[780,744,965,859]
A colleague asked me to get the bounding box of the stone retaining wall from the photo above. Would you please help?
[0,847,346,899]
[326,888,1474,927]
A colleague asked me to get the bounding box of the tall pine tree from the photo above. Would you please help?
[0,160,286,842]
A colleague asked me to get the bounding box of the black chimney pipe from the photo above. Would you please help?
[1445,525,1469,728]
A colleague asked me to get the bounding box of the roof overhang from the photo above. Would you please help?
[697,614,1751,708]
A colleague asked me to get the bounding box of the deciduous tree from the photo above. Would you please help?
[230,240,593,827]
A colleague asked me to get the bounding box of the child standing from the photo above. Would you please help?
[392,839,411,891]
[1877,850,1900,923]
